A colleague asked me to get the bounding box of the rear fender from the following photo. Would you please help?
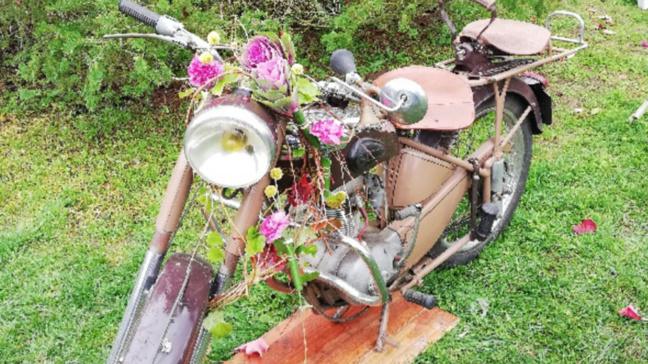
[121,253,213,364]
[472,77,552,134]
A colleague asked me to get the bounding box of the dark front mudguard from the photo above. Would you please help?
[120,253,213,363]
[472,76,553,134]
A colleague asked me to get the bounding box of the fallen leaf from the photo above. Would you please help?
[590,108,602,115]
[641,40,648,49]
[572,219,597,235]
[618,304,643,321]
[236,337,269,357]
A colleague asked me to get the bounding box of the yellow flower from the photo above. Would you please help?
[264,185,278,198]
[270,168,283,181]
[199,52,214,64]
[207,31,221,45]
[291,63,304,76]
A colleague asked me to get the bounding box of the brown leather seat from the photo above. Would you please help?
[459,18,551,56]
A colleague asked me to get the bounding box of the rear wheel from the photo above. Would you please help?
[422,96,533,266]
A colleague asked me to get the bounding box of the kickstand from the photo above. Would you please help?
[375,302,398,352]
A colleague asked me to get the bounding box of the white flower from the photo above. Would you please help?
[207,31,221,45]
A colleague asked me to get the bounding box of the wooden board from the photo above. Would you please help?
[226,293,459,364]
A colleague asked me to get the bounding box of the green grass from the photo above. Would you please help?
[1,0,647,363]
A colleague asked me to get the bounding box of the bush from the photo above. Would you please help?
[0,0,555,115]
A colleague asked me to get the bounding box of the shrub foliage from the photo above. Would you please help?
[1,0,553,115]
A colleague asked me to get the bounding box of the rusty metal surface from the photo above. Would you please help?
[155,152,194,241]
[471,77,545,133]
[121,254,213,364]
[460,18,551,56]
[374,66,475,131]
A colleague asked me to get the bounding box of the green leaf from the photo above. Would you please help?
[300,271,319,283]
[207,246,225,264]
[280,32,296,63]
[292,147,305,158]
[273,238,288,255]
[206,231,223,247]
[296,77,319,105]
[296,244,318,256]
[178,88,194,99]
[272,96,293,110]
[203,311,232,338]
[246,226,266,256]
[210,73,240,96]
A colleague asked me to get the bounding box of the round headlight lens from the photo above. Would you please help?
[184,104,275,188]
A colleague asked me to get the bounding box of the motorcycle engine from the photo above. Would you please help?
[297,102,409,310]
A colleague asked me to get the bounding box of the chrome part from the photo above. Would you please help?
[545,11,586,45]
[331,76,406,112]
[184,105,275,188]
[304,269,381,306]
[491,158,505,198]
[188,329,210,364]
[380,78,429,125]
[210,192,241,210]
[304,229,402,306]
[107,249,163,364]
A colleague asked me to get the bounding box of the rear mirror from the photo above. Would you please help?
[379,78,428,125]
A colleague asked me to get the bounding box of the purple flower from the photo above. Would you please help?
[309,118,345,145]
[255,57,287,89]
[242,36,282,70]
[187,55,224,87]
[260,211,289,243]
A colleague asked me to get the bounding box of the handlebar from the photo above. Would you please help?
[119,0,161,28]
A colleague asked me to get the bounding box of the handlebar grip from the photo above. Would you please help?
[403,290,437,310]
[119,0,161,28]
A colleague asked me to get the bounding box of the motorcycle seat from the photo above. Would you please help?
[459,18,551,56]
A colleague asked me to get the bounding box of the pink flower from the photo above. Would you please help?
[572,218,597,235]
[309,118,344,145]
[255,57,287,89]
[619,304,643,321]
[260,211,289,243]
[242,36,282,70]
[236,337,269,357]
[187,55,224,87]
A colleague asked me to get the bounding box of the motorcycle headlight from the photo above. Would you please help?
[184,104,275,188]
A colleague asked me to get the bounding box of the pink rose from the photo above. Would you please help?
[187,55,224,87]
[260,211,289,243]
[309,118,344,145]
[255,57,287,90]
[242,36,282,70]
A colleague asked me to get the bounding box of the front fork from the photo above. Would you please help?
[107,151,193,364]
[107,149,270,363]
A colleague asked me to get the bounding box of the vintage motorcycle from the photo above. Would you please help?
[105,0,587,362]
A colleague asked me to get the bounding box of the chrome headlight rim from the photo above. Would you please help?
[183,104,276,189]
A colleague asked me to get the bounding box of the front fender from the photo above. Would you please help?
[472,76,553,134]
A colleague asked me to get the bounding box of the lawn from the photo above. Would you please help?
[1,0,647,363]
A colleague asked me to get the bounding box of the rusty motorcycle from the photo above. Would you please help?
[104,0,587,362]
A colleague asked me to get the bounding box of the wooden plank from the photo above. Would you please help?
[226,293,459,364]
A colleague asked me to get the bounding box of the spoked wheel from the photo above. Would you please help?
[421,96,533,267]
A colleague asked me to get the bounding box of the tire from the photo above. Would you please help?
[425,96,533,267]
